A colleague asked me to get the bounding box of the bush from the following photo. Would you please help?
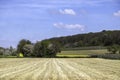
[18,53,24,57]
[107,44,119,54]
[90,54,120,59]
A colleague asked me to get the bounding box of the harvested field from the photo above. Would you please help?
[0,58,120,80]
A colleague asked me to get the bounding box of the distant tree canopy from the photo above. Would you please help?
[0,47,4,55]
[33,40,61,57]
[107,44,120,54]
[17,39,32,57]
[22,44,34,57]
[17,39,61,57]
[0,46,16,56]
[45,30,120,48]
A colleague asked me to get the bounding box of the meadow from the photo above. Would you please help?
[0,58,120,80]
[57,49,108,58]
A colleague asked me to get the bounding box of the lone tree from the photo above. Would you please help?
[33,40,61,57]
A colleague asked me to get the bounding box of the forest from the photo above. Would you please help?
[45,30,120,48]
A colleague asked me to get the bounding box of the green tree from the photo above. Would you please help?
[118,46,120,54]
[33,40,61,57]
[42,41,61,57]
[17,39,31,56]
[9,46,13,53]
[22,44,33,57]
[9,46,17,56]
[107,44,119,54]
[33,41,43,57]
[0,47,4,55]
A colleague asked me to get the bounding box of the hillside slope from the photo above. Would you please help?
[44,30,120,48]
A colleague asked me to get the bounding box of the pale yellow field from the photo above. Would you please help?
[0,58,120,80]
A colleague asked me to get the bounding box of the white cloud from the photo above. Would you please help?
[53,22,85,31]
[113,10,120,17]
[59,9,76,15]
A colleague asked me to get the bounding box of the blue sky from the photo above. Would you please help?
[0,0,120,48]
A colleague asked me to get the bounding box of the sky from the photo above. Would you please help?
[0,0,120,48]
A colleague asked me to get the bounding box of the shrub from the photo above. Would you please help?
[107,44,119,54]
[18,53,24,57]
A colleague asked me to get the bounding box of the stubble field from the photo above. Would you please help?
[0,58,120,80]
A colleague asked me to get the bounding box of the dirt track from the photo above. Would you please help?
[0,58,120,80]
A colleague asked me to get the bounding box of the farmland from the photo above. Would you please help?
[0,58,120,80]
[57,49,108,58]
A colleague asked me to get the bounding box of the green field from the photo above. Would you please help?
[57,49,108,58]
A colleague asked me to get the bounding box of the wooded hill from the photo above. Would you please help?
[44,30,120,48]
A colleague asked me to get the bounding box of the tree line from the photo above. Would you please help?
[0,30,120,57]
[16,30,120,56]
[45,30,120,48]
[0,46,16,57]
[0,39,61,58]
[17,39,61,57]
